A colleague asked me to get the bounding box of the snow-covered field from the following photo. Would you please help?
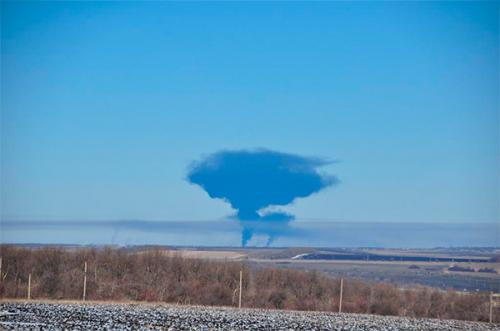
[0,301,498,331]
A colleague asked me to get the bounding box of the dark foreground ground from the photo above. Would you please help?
[0,301,498,331]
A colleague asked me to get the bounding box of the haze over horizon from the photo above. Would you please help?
[1,2,499,246]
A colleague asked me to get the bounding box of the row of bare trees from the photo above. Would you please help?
[0,245,496,322]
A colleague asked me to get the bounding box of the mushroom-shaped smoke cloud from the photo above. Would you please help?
[187,149,337,246]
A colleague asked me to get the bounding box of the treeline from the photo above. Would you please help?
[0,245,495,322]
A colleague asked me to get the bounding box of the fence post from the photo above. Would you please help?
[367,285,373,314]
[339,278,344,313]
[238,269,243,309]
[83,261,87,301]
[490,292,493,324]
[27,273,31,300]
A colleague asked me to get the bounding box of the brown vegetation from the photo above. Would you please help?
[0,245,496,322]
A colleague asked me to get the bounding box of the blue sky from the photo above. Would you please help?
[1,1,498,244]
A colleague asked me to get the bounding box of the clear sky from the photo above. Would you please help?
[1,1,499,237]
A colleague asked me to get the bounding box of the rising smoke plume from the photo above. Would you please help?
[187,149,336,246]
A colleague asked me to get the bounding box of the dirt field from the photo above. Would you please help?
[1,301,498,331]
[158,249,246,260]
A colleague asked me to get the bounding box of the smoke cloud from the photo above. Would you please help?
[187,149,336,246]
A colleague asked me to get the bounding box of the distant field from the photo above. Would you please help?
[142,249,246,260]
[137,246,500,292]
[251,259,500,293]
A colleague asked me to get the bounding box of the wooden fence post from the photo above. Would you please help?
[83,261,87,301]
[27,273,31,300]
[367,285,373,314]
[490,292,494,324]
[489,292,500,323]
[339,278,344,313]
[238,269,243,309]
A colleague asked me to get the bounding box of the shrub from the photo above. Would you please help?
[0,245,496,322]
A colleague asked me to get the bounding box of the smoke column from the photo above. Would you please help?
[187,149,336,246]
